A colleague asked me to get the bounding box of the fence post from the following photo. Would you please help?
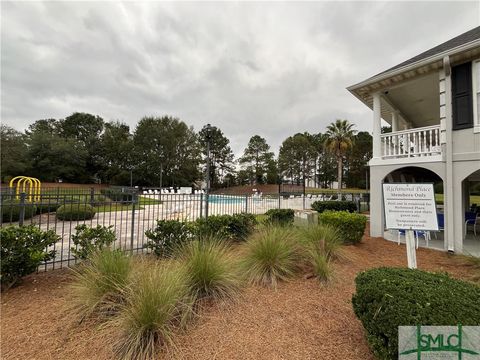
[205,192,209,218]
[130,191,137,254]
[245,195,248,213]
[90,187,95,206]
[200,193,204,218]
[19,192,26,226]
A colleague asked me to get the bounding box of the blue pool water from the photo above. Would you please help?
[208,194,244,204]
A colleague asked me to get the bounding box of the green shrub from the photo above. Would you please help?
[264,209,294,226]
[114,262,192,359]
[101,188,134,204]
[71,224,117,260]
[174,238,241,301]
[226,213,257,240]
[299,225,343,281]
[0,225,58,289]
[239,226,302,288]
[352,267,480,360]
[56,204,96,221]
[69,249,132,321]
[35,202,61,214]
[145,220,195,257]
[194,213,257,240]
[318,211,367,244]
[1,199,37,223]
[311,200,357,213]
[35,195,62,214]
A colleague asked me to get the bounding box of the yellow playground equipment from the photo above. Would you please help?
[9,176,42,202]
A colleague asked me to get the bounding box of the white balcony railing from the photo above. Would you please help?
[380,125,442,159]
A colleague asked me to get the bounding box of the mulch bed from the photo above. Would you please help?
[1,233,476,360]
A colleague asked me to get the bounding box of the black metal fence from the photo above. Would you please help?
[0,187,369,270]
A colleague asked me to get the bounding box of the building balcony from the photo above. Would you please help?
[373,124,444,165]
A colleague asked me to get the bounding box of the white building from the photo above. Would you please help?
[348,27,480,255]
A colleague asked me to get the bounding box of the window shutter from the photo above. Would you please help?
[452,62,473,130]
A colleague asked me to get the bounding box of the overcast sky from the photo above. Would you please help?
[1,1,479,155]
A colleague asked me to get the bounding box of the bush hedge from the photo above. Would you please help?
[145,214,258,256]
[264,209,295,226]
[194,213,257,240]
[311,200,357,213]
[318,211,367,244]
[0,225,58,289]
[1,199,37,223]
[145,220,195,257]
[352,267,480,360]
[36,197,61,214]
[71,224,117,260]
[56,204,96,221]
[100,188,134,204]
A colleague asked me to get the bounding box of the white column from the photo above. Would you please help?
[372,92,382,159]
[443,56,455,252]
[391,111,399,132]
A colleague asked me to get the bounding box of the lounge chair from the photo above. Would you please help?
[465,211,479,236]
[397,229,431,248]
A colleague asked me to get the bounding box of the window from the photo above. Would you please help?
[452,62,473,130]
[472,60,480,132]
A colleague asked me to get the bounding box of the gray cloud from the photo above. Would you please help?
[1,1,479,156]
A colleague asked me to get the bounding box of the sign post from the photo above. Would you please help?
[383,183,439,269]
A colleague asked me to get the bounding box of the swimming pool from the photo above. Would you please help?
[208,194,245,204]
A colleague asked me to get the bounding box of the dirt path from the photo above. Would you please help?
[1,235,476,360]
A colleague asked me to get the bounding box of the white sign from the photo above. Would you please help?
[383,183,439,231]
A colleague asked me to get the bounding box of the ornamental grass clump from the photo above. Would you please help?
[69,249,132,322]
[114,262,192,360]
[300,224,344,261]
[239,226,302,288]
[299,225,344,281]
[174,237,241,302]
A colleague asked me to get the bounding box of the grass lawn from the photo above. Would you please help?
[435,193,480,205]
[307,188,368,194]
[94,196,161,213]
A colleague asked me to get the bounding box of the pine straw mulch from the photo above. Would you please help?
[1,233,478,360]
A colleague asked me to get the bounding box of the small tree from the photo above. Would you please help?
[325,120,356,192]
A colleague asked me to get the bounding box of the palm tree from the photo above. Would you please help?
[325,119,356,192]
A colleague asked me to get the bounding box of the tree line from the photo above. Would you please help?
[1,113,372,189]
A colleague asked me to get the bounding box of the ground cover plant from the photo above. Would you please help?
[318,211,367,244]
[239,226,303,288]
[352,267,480,360]
[0,225,58,289]
[174,237,241,302]
[69,249,132,322]
[71,224,116,260]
